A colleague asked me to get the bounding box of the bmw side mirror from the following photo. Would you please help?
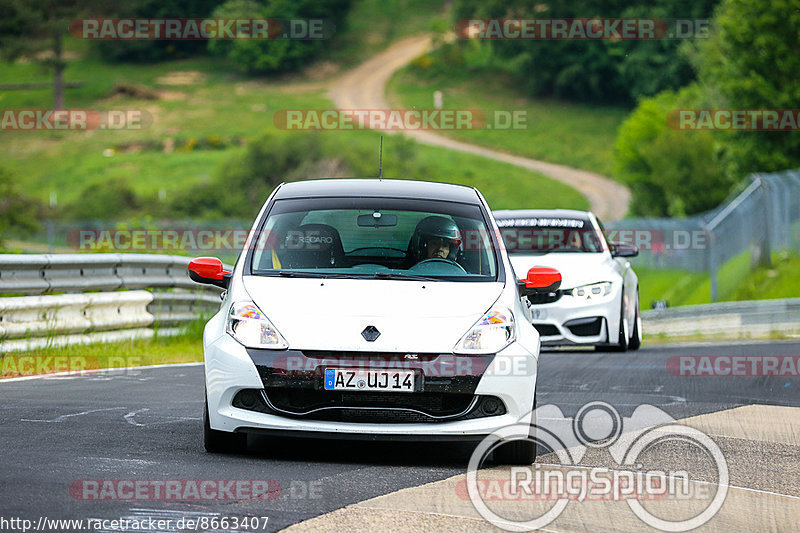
[188,257,231,289]
[517,267,562,297]
[609,242,639,258]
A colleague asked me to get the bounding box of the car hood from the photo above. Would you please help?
[508,253,617,290]
[241,276,504,352]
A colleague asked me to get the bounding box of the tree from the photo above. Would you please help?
[94,0,224,62]
[614,86,732,216]
[0,0,111,108]
[692,0,800,177]
[208,0,352,74]
[451,0,719,103]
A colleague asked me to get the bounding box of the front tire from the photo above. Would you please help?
[628,294,642,351]
[203,399,246,453]
[606,299,629,352]
[493,394,537,465]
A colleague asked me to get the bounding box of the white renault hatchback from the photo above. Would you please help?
[493,209,642,351]
[189,179,561,463]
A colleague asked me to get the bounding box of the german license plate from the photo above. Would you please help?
[324,368,414,392]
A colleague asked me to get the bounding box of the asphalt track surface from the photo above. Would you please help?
[1,340,798,532]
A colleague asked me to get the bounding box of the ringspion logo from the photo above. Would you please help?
[467,402,728,531]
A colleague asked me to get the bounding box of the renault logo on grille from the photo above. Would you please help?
[361,325,380,342]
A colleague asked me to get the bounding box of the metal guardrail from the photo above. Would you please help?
[0,253,203,294]
[2,254,795,349]
[0,254,228,352]
[0,291,154,339]
[642,298,800,339]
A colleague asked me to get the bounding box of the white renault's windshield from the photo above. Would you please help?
[249,197,499,281]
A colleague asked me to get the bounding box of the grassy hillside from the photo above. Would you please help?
[0,39,588,219]
[388,68,630,177]
[329,0,449,66]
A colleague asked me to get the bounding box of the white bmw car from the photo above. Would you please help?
[493,209,642,351]
[189,179,561,463]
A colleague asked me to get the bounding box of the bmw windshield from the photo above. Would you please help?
[248,197,500,281]
[496,216,605,254]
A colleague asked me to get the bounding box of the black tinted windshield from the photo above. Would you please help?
[496,216,605,253]
[249,197,499,281]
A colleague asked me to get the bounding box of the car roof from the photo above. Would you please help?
[492,208,593,219]
[273,179,481,203]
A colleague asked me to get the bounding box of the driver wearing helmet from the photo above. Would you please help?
[409,216,462,265]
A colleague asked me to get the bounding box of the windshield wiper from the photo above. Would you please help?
[256,270,438,281]
[268,270,361,279]
[372,272,439,281]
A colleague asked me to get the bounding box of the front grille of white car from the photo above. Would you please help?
[231,389,506,424]
[564,317,604,337]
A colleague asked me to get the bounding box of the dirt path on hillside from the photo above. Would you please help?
[329,35,631,220]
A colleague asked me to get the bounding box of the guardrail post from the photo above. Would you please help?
[704,224,717,302]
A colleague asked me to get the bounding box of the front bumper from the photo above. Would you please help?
[204,333,537,439]
[528,291,620,346]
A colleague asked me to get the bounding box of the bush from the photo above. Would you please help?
[208,0,352,74]
[62,178,142,221]
[170,132,330,218]
[167,132,433,219]
[0,166,43,247]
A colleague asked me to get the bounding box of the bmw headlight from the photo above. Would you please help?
[455,307,516,355]
[226,301,288,349]
[571,282,613,301]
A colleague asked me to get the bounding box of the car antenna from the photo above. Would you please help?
[377,136,383,180]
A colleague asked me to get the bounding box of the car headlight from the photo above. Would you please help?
[571,282,613,301]
[226,301,288,349]
[454,307,516,355]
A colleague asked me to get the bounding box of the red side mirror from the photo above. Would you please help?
[188,257,230,289]
[522,267,562,294]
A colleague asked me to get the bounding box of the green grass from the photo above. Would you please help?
[636,267,708,310]
[636,250,800,309]
[1,55,334,205]
[729,251,800,301]
[388,68,630,177]
[0,328,203,378]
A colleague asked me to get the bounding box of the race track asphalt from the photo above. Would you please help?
[1,340,798,531]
